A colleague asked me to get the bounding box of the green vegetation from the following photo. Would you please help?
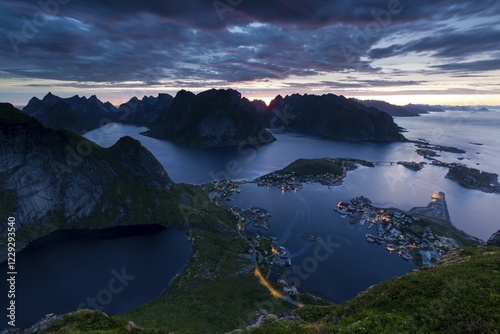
[18,183,290,334]
[412,217,479,247]
[247,246,500,334]
[121,186,290,332]
[0,103,38,124]
[42,309,159,334]
[275,158,343,177]
[446,166,500,193]
[0,189,16,222]
[123,227,289,333]
[36,247,500,333]
[6,105,498,333]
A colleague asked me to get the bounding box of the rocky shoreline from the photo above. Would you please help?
[445,166,500,193]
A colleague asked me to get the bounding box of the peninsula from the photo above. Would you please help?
[336,192,481,266]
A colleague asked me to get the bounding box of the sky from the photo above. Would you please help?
[1,0,500,107]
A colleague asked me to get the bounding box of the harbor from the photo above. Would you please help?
[335,192,479,266]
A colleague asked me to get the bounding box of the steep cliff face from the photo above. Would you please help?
[266,93,405,141]
[487,229,500,246]
[118,94,174,125]
[0,103,179,252]
[144,89,276,147]
[23,93,121,133]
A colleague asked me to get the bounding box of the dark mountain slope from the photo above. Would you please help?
[118,93,174,126]
[144,89,276,147]
[266,93,405,141]
[0,103,184,260]
[266,94,405,141]
[23,93,121,133]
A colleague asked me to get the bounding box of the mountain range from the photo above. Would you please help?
[355,100,498,116]
[118,93,174,126]
[266,94,405,141]
[354,99,430,117]
[143,89,275,147]
[21,89,409,146]
[2,101,499,333]
[0,103,205,261]
[23,93,121,134]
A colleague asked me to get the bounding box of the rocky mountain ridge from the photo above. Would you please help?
[0,103,181,261]
[20,89,408,147]
[118,93,174,126]
[144,89,276,147]
[23,93,121,133]
[487,229,500,246]
[266,93,405,141]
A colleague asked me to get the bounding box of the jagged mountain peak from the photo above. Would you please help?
[0,105,177,259]
[263,92,405,142]
[144,88,275,147]
[41,92,61,105]
[23,93,118,133]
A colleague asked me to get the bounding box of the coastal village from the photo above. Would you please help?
[335,193,463,266]
[210,177,473,270]
[207,157,482,301]
[210,180,291,267]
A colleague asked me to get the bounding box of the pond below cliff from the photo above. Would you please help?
[0,226,191,329]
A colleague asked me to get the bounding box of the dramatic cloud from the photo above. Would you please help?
[1,0,499,104]
[369,27,500,60]
[433,59,500,72]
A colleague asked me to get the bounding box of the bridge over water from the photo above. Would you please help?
[372,161,399,165]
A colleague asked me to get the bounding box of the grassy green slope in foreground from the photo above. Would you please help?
[37,246,500,333]
[248,246,500,334]
[0,104,290,332]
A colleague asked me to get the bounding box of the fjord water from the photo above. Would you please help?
[0,227,191,328]
[85,110,500,240]
[229,183,418,303]
[3,110,498,328]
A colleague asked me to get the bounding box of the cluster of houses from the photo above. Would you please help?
[336,197,460,265]
[257,172,306,191]
[271,243,292,267]
[210,179,245,204]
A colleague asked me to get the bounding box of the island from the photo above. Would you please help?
[397,161,426,171]
[256,158,374,189]
[446,166,500,193]
[413,139,466,159]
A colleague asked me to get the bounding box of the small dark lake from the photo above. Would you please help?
[0,225,191,329]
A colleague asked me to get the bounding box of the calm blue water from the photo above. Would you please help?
[0,227,191,329]
[396,110,500,174]
[5,110,498,328]
[230,183,417,303]
[85,111,500,240]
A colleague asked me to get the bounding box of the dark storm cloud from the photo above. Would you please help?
[369,27,500,60]
[433,58,500,72]
[4,0,497,28]
[1,0,499,86]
